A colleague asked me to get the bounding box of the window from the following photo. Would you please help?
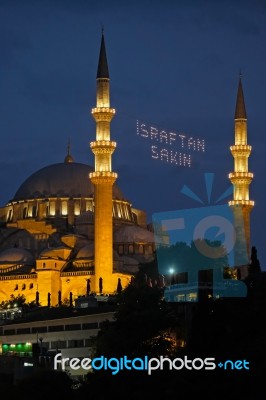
[22,284,26,290]
[32,205,37,217]
[65,324,82,331]
[23,207,28,219]
[68,339,84,348]
[14,284,18,291]
[129,244,134,254]
[57,340,67,349]
[17,327,31,334]
[7,209,13,222]
[29,283,34,289]
[48,325,64,332]
[32,326,47,334]
[139,245,144,254]
[61,200,68,216]
[74,200,81,215]
[49,201,56,216]
[82,322,98,330]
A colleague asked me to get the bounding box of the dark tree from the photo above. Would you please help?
[116,278,122,293]
[58,290,62,306]
[86,278,91,295]
[99,277,103,293]
[94,272,177,359]
[35,291,39,306]
[249,246,261,274]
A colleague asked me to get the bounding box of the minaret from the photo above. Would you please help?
[89,32,117,293]
[228,74,254,261]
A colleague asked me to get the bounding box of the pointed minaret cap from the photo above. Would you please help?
[64,140,74,163]
[97,30,109,79]
[235,72,247,119]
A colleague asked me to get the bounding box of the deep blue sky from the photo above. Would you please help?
[0,0,265,267]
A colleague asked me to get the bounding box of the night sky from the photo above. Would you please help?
[0,0,265,268]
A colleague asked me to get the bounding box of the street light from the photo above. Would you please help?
[168,267,175,286]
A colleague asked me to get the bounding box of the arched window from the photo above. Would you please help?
[129,245,134,254]
[61,200,68,216]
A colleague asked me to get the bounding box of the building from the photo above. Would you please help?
[0,305,115,382]
[0,33,155,307]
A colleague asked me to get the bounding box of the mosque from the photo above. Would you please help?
[0,32,254,307]
[0,33,156,307]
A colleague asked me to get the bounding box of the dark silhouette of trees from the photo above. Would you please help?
[249,246,261,274]
[93,272,177,359]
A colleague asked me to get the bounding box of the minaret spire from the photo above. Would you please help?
[234,73,247,119]
[229,75,254,261]
[64,139,74,163]
[97,31,109,79]
[89,32,118,294]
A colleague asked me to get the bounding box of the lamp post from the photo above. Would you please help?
[39,337,43,356]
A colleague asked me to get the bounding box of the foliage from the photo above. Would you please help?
[93,272,178,359]
[249,246,261,274]
[0,294,27,309]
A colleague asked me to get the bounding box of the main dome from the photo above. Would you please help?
[12,162,124,201]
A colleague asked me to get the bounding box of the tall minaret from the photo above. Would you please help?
[228,75,254,261]
[89,32,117,294]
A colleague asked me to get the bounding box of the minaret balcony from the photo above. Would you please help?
[229,171,253,180]
[228,199,255,207]
[91,107,116,122]
[89,171,117,184]
[229,175,253,185]
[90,140,116,155]
[230,145,252,157]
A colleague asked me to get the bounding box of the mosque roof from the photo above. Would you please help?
[0,247,34,264]
[114,225,154,243]
[12,162,124,201]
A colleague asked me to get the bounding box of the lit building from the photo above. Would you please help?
[229,75,254,261]
[0,307,115,381]
[0,33,155,306]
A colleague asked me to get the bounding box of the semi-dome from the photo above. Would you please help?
[0,248,34,264]
[114,225,154,243]
[13,162,124,201]
[76,242,94,259]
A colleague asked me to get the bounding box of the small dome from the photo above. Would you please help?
[76,243,94,259]
[114,225,154,243]
[39,246,72,260]
[0,248,34,264]
[61,234,89,249]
